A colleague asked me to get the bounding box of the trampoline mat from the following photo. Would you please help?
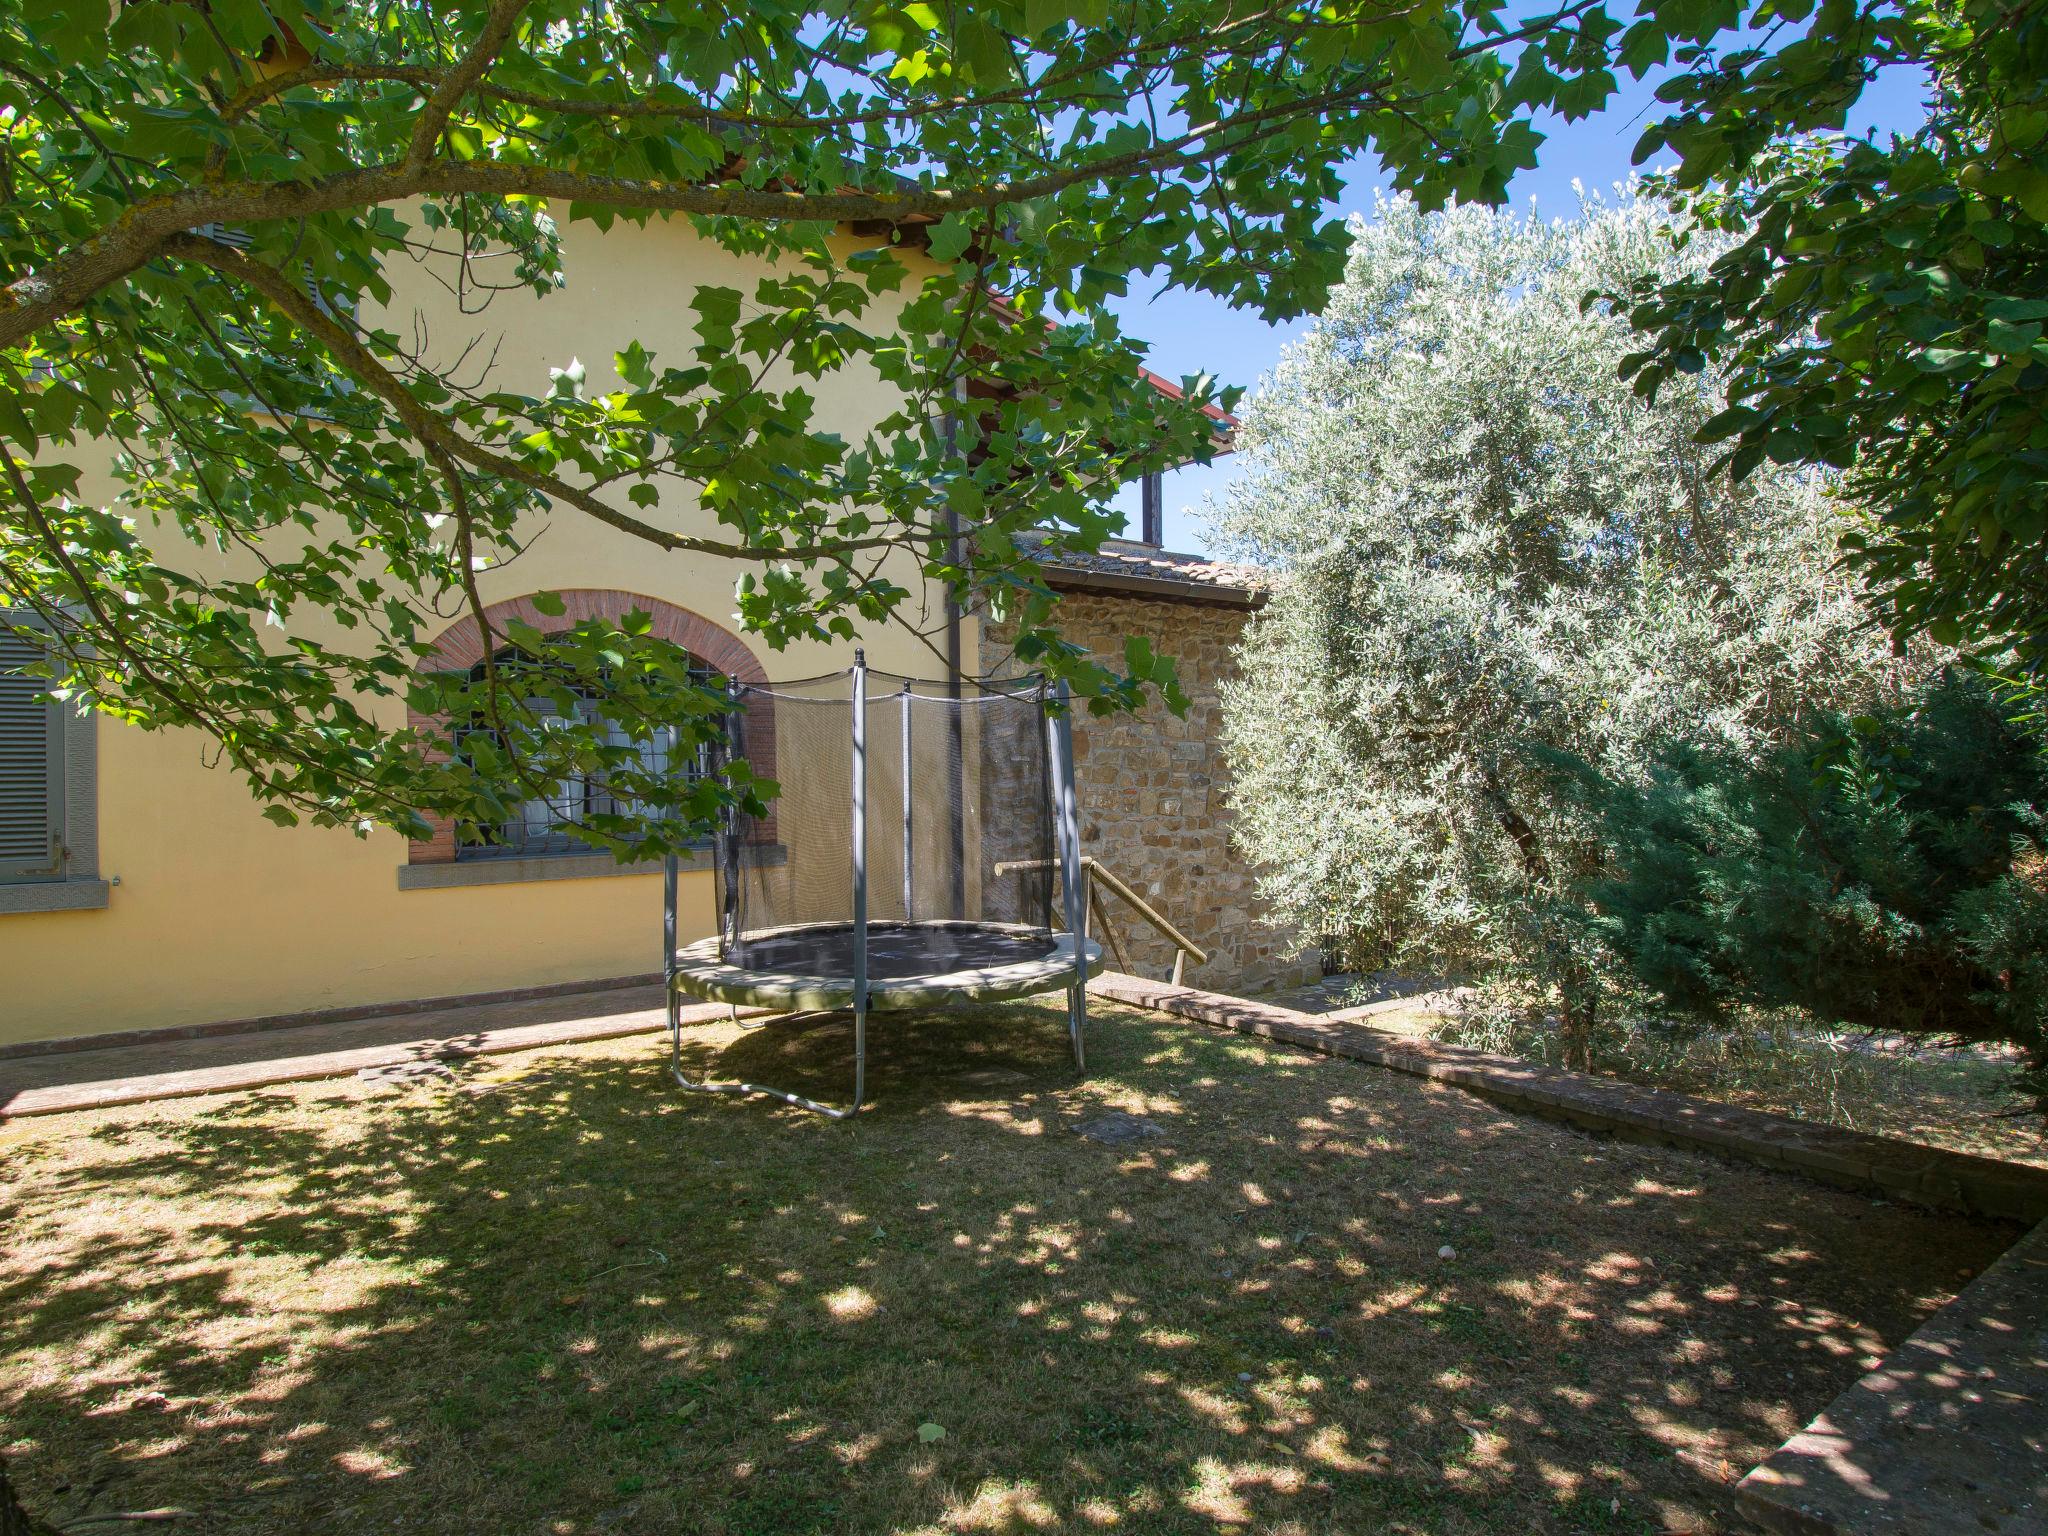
[727,922,1059,983]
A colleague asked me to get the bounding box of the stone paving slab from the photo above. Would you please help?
[0,973,666,1060]
[1090,972,2048,1224]
[1736,1217,2048,1535]
[0,984,731,1118]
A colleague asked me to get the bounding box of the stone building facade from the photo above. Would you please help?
[980,542,1316,994]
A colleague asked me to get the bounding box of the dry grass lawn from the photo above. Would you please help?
[1414,1005,2048,1169]
[0,999,2018,1535]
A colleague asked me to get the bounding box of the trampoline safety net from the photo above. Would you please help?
[716,667,1060,983]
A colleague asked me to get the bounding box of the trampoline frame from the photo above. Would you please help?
[661,650,1093,1118]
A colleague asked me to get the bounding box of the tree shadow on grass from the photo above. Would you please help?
[0,1000,2017,1535]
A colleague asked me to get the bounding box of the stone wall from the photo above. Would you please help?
[981,592,1315,994]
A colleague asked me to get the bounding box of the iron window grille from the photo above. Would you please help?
[185,225,364,419]
[454,647,721,860]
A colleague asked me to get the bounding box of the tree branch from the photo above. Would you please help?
[2,79,1378,351]
[405,0,532,168]
[160,234,909,565]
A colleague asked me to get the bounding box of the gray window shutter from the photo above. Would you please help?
[189,222,255,251]
[190,223,351,318]
[0,627,63,882]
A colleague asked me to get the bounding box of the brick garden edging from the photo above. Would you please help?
[1090,972,2048,1224]
[1734,1216,2048,1536]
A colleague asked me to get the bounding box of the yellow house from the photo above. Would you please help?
[0,212,1286,1052]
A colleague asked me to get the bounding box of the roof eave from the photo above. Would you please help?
[1038,565,1266,611]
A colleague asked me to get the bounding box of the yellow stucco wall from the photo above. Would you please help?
[0,213,964,1046]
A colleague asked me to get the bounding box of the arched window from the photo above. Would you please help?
[405,590,770,874]
[455,643,723,859]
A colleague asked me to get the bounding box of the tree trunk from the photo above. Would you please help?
[0,1455,58,1536]
[1484,771,1600,1070]
[1558,986,1596,1072]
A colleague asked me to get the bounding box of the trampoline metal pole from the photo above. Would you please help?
[663,849,682,1072]
[900,680,913,922]
[1049,678,1088,1072]
[718,675,742,956]
[664,678,868,1120]
[849,650,869,1115]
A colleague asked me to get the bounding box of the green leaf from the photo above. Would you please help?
[616,340,655,388]
[1985,318,2041,353]
[955,17,1014,82]
[917,1423,947,1443]
[1022,0,1067,36]
[1698,404,1759,442]
[0,387,35,446]
[1912,347,1977,374]
[925,216,975,265]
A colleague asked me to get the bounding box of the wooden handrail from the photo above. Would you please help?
[992,855,1210,983]
[1077,859,1210,965]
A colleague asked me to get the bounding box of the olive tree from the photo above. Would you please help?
[1212,193,1919,1062]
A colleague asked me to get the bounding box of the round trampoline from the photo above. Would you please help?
[672,921,1102,1014]
[662,653,1095,1117]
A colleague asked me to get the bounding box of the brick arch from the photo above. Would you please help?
[407,589,771,867]
[415,589,767,688]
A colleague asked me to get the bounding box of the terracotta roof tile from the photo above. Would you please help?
[1025,537,1267,603]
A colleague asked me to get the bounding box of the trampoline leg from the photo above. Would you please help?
[850,1002,867,1116]
[667,989,868,1120]
[1067,981,1087,1073]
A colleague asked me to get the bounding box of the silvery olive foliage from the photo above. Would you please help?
[1212,193,1922,1034]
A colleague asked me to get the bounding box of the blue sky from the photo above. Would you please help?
[1106,64,1934,554]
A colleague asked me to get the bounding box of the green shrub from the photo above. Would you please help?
[1564,672,2048,1066]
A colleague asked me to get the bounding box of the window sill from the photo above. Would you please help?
[398,849,708,891]
[0,878,111,914]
